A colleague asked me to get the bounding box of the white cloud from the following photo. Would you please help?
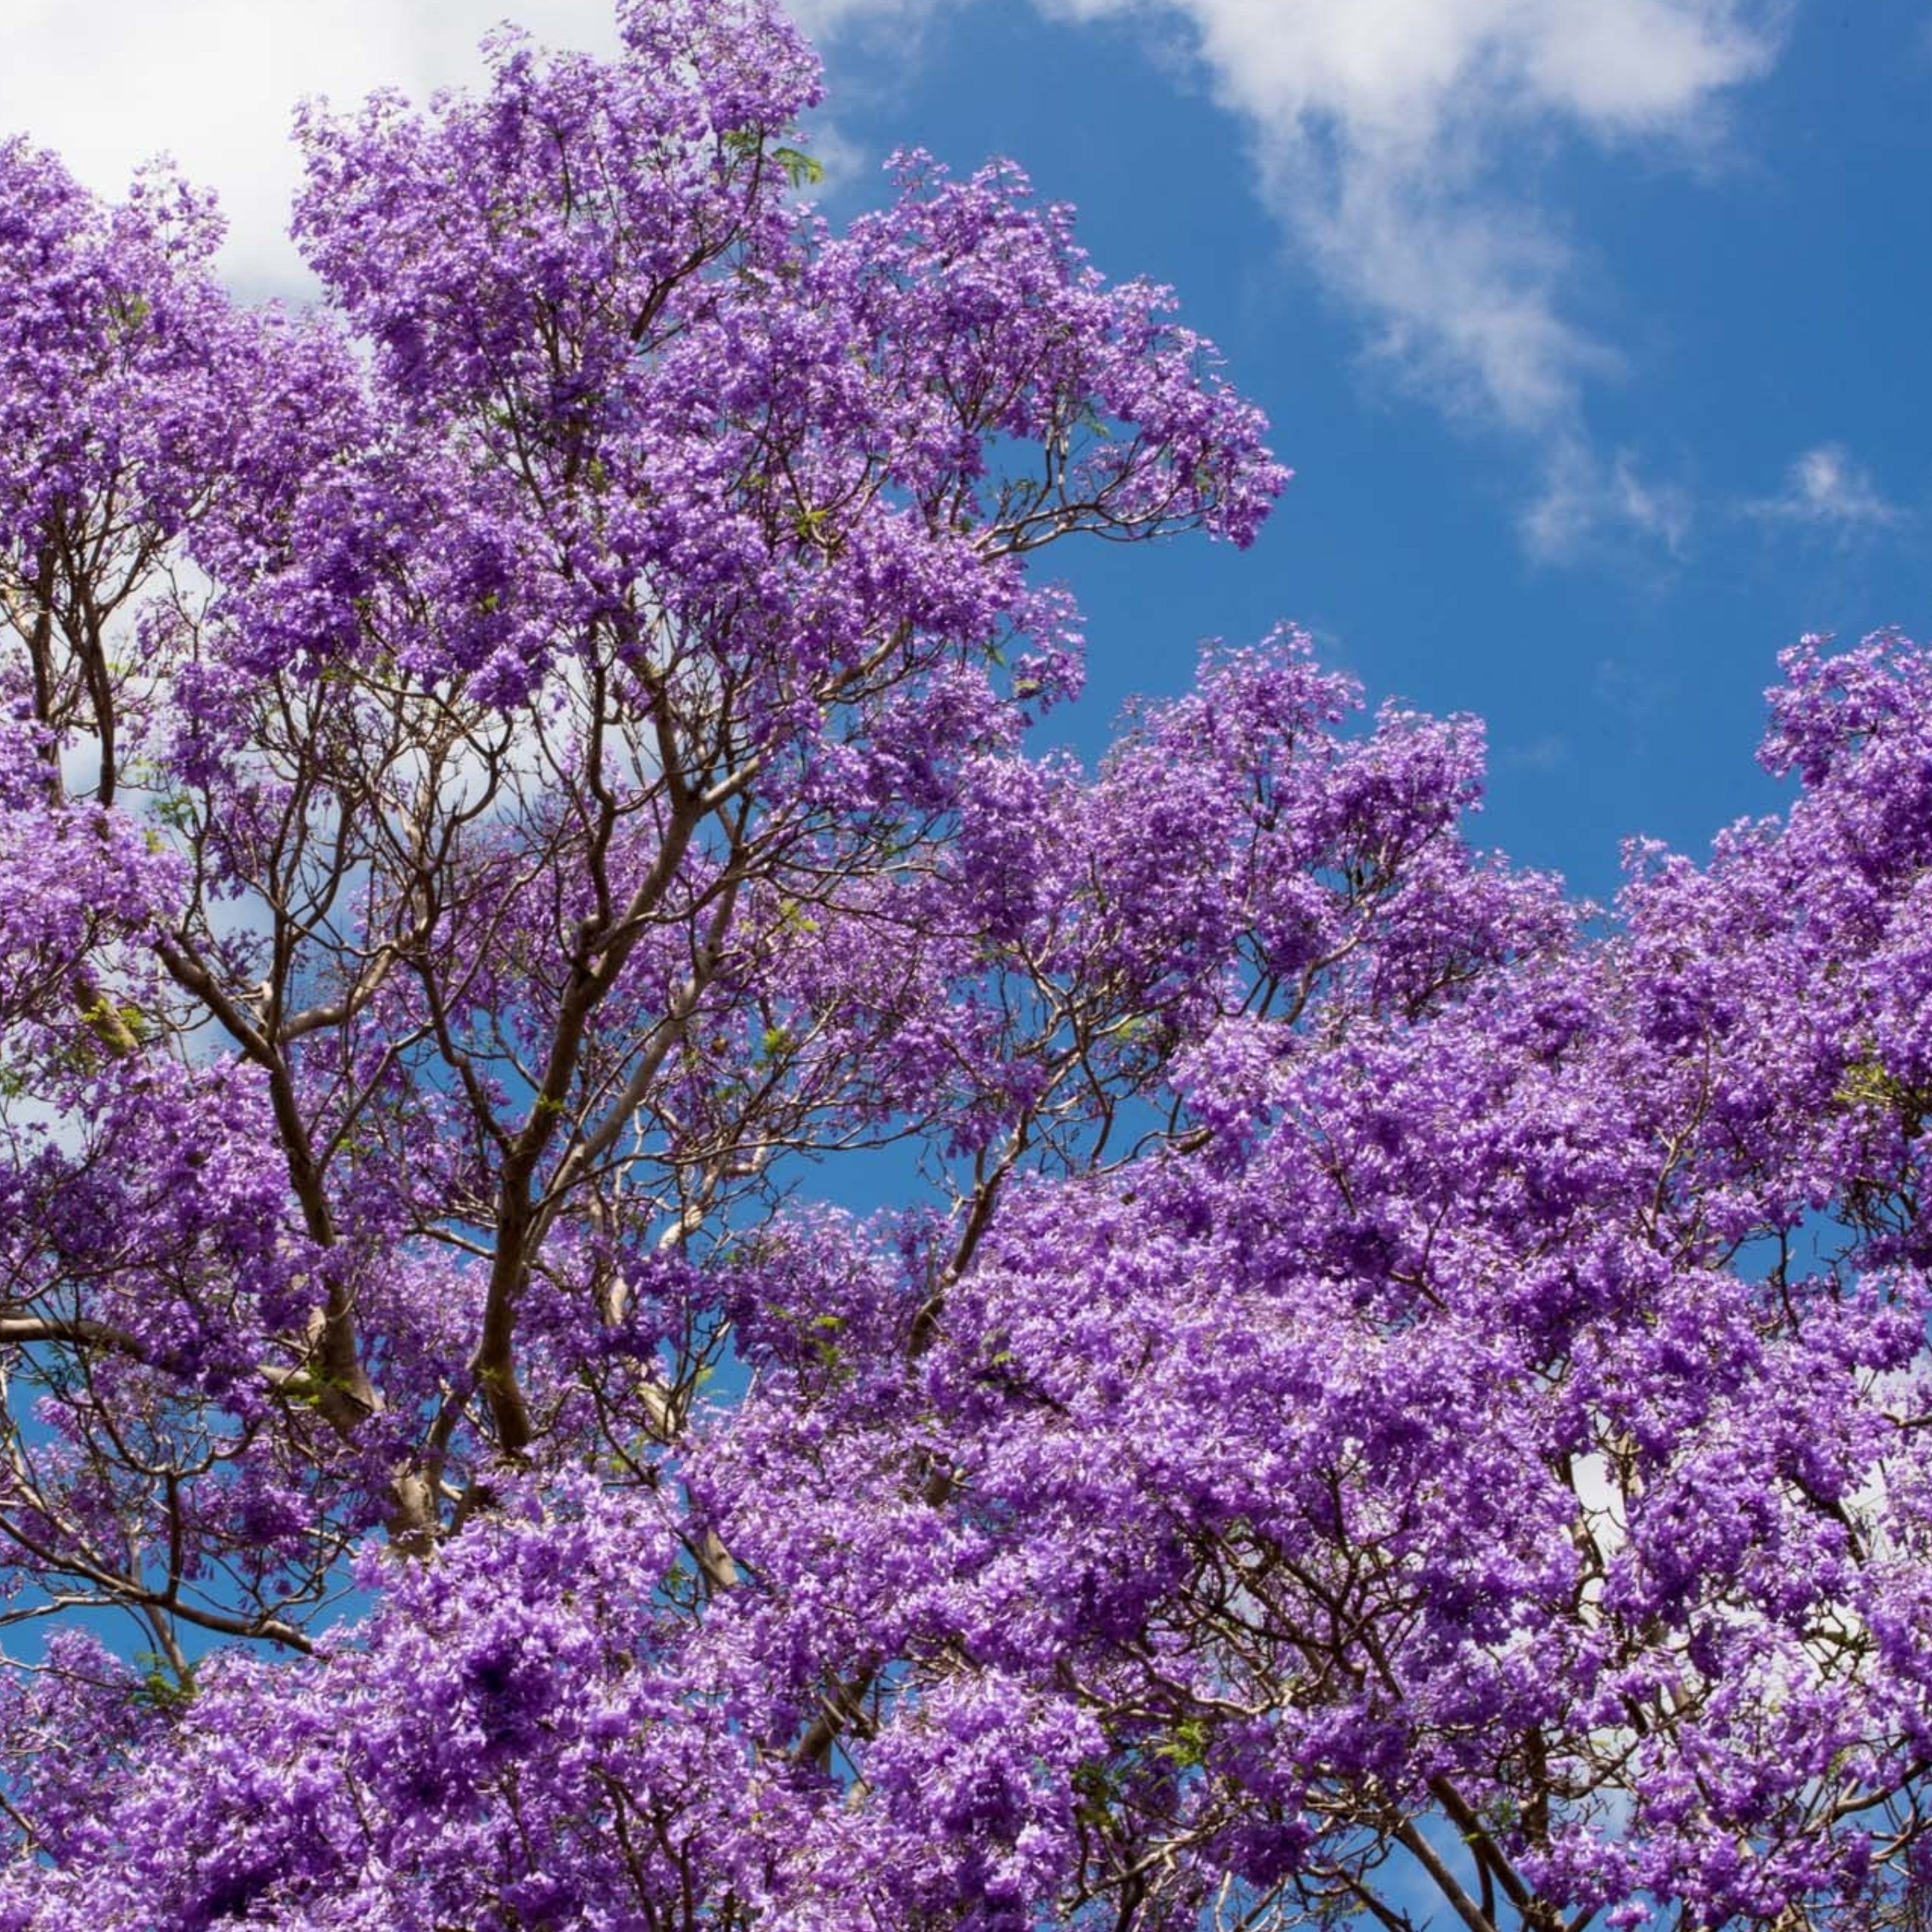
[1747,442,1906,534]
[1034,0,1781,541]
[793,116,871,202]
[1502,732,1570,773]
[1045,0,1777,149]
[1045,0,1779,398]
[1593,653,1679,724]
[1,0,624,299]
[1522,440,1693,563]
[787,0,942,33]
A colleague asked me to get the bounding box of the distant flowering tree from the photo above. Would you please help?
[2,4,1931,1928]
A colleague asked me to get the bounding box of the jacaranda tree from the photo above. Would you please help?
[3,3,1930,1926]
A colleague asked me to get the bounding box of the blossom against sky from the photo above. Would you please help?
[4,0,1926,896]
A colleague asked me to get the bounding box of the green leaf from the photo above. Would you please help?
[132,1651,196,1713]
[1155,1717,1210,1769]
[772,146,825,189]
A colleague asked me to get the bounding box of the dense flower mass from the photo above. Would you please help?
[2,3,1930,1928]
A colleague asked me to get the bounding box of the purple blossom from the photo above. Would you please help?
[2,5,1931,1930]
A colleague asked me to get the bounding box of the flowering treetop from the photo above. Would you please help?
[2,3,1930,1929]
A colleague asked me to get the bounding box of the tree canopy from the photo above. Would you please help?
[2,3,1931,1927]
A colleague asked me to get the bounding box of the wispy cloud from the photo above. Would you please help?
[788,0,948,35]
[1030,0,1784,551]
[1522,440,1693,564]
[1594,653,1680,726]
[1502,733,1570,773]
[1049,2,1769,408]
[1746,442,1906,535]
[2,0,624,298]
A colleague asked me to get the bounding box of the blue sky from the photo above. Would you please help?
[5,0,1927,901]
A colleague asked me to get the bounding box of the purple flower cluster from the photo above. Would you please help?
[2,4,1929,1928]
